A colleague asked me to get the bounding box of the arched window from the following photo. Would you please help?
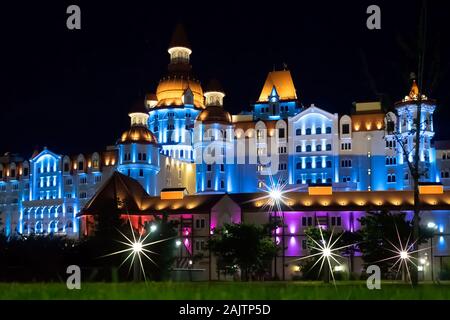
[35,221,43,233]
[306,128,312,135]
[296,145,302,153]
[326,144,332,151]
[65,221,73,233]
[316,127,322,135]
[49,221,58,233]
[306,145,312,152]
[326,127,332,134]
[316,145,322,152]
[326,161,332,168]
[296,129,302,136]
[296,162,302,170]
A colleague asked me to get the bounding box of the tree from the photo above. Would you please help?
[208,223,278,281]
[142,213,178,281]
[358,210,432,281]
[300,227,358,282]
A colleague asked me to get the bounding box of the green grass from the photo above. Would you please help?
[1,282,450,300]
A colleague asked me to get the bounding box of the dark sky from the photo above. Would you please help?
[1,0,449,157]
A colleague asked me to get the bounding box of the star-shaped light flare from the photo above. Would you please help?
[294,226,358,285]
[101,217,174,281]
[374,224,430,283]
[251,174,304,213]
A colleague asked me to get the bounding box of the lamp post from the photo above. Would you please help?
[427,222,437,282]
[132,241,143,282]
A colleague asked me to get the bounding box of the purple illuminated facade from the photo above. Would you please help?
[80,177,450,281]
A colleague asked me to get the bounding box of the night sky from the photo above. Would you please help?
[1,0,449,157]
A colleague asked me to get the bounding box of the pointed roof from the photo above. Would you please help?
[129,98,148,114]
[398,79,430,104]
[79,171,149,216]
[205,78,224,93]
[409,80,420,100]
[257,70,297,102]
[169,23,190,49]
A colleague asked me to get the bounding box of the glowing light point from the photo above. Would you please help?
[427,222,437,229]
[176,240,182,247]
[133,241,143,253]
[323,248,331,257]
[269,189,282,201]
[150,224,157,232]
[400,251,409,260]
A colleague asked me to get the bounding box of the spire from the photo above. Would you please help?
[204,79,225,107]
[409,80,420,100]
[206,78,224,94]
[167,24,192,67]
[403,79,428,102]
[169,23,190,50]
[128,98,149,128]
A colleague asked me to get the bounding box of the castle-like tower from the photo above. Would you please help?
[146,24,204,162]
[117,100,160,195]
[194,80,233,193]
[393,80,437,187]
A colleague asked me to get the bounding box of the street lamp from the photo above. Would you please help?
[427,222,438,282]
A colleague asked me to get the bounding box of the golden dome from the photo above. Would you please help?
[156,77,204,108]
[197,106,232,125]
[120,126,158,145]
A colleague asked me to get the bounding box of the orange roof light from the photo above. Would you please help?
[160,189,186,200]
[308,186,333,196]
[419,184,444,195]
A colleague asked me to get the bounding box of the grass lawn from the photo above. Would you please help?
[1,281,450,300]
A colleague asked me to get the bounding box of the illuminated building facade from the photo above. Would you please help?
[0,25,449,280]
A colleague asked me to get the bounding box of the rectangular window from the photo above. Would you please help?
[302,240,308,250]
[302,217,307,226]
[342,124,350,134]
[278,128,285,139]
